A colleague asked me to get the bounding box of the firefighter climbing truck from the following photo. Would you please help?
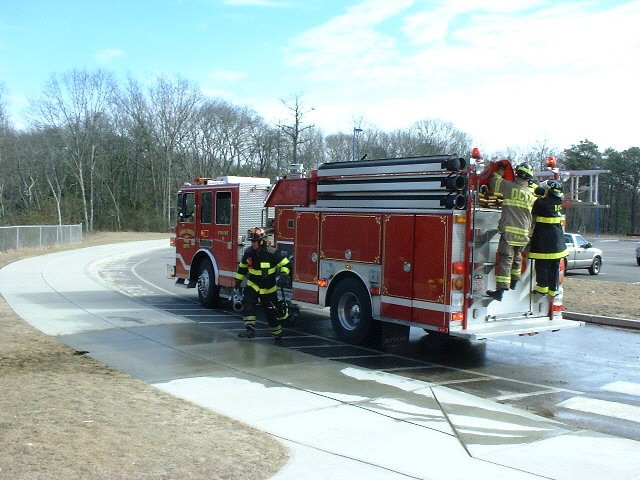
[169,153,581,345]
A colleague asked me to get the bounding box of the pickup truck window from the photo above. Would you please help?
[565,234,587,247]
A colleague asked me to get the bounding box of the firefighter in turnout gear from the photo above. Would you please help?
[528,179,568,297]
[235,227,291,344]
[486,161,537,301]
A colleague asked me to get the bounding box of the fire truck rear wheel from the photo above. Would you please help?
[330,278,375,345]
[197,261,220,308]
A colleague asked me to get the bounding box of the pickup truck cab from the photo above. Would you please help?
[564,233,603,275]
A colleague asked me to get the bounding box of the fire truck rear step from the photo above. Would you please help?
[450,317,583,340]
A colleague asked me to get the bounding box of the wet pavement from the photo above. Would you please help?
[2,240,640,480]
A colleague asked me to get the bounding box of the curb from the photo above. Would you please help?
[564,311,640,330]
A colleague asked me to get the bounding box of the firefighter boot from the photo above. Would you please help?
[273,335,283,346]
[238,326,256,339]
[486,289,507,301]
[510,278,519,290]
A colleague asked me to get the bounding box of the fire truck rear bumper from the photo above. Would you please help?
[449,316,584,340]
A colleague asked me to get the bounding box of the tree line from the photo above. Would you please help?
[0,69,638,235]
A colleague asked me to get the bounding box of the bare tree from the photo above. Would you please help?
[117,75,203,229]
[31,69,118,231]
[519,140,561,171]
[277,94,315,164]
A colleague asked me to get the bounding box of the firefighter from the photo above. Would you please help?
[486,161,537,301]
[528,179,568,297]
[235,227,291,344]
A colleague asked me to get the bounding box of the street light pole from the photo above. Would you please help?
[352,127,363,161]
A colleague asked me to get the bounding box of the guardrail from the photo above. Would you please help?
[0,224,83,252]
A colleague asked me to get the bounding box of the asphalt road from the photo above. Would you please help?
[565,236,639,283]
[115,246,640,443]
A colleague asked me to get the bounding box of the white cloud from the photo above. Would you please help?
[95,48,125,65]
[277,0,640,151]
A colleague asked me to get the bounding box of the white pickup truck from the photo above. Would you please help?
[563,233,603,275]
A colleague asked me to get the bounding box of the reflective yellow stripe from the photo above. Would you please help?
[534,285,549,294]
[528,249,568,259]
[270,325,282,335]
[250,266,278,275]
[246,279,278,295]
[503,198,534,209]
[496,275,510,283]
[234,273,245,280]
[504,225,529,236]
[535,216,562,224]
[280,266,290,275]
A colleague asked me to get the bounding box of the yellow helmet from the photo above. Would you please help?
[515,162,534,180]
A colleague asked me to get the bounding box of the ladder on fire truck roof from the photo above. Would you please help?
[314,154,470,210]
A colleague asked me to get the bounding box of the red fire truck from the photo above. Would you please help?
[169,153,581,345]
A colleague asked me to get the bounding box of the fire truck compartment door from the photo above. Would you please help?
[293,211,320,304]
[381,215,414,321]
[382,214,448,328]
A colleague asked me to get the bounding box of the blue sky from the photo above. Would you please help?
[1,0,639,154]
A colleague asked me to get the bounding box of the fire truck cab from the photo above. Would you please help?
[170,176,272,307]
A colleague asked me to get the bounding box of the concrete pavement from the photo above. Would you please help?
[1,240,639,480]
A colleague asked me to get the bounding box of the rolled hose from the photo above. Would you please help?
[440,194,468,210]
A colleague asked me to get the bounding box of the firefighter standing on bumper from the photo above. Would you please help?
[528,179,568,297]
[235,227,291,344]
[486,161,536,301]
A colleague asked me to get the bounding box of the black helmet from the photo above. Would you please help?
[547,179,563,197]
[247,227,267,242]
[515,162,534,180]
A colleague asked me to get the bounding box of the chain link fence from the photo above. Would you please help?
[0,224,83,252]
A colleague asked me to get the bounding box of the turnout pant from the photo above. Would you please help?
[242,288,282,337]
[495,235,525,291]
[534,258,561,297]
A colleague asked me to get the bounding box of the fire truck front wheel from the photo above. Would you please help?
[330,278,376,345]
[196,261,220,308]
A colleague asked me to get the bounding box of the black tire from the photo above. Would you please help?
[588,256,601,275]
[197,260,220,307]
[330,277,374,345]
[637,257,640,266]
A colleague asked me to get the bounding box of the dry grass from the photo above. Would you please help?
[0,232,288,480]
